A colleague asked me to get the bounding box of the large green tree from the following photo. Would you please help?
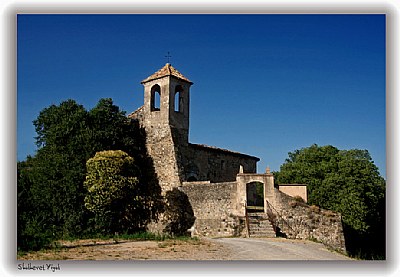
[84,150,148,234]
[17,157,54,251]
[17,98,151,250]
[275,144,386,259]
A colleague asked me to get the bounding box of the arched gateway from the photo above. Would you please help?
[236,167,275,217]
[246,181,264,209]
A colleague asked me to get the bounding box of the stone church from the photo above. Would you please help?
[129,63,346,253]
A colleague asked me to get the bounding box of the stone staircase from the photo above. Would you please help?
[247,212,276,238]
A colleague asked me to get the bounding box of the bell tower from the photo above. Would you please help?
[141,63,193,144]
[129,63,193,194]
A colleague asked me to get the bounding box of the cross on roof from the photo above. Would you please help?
[165,51,172,63]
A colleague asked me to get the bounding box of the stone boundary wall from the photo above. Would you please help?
[181,181,246,237]
[272,189,346,253]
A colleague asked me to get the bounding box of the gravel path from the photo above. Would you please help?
[18,238,233,260]
[18,237,352,261]
[211,237,352,260]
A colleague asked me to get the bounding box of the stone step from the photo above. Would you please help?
[249,223,275,229]
[247,213,270,218]
[250,229,276,236]
[249,218,269,223]
[250,228,275,232]
[250,233,276,238]
[248,217,268,221]
[247,213,268,218]
[250,222,274,228]
[250,226,274,230]
[249,232,276,238]
[249,222,272,226]
[250,229,276,234]
[249,223,272,227]
[248,213,269,217]
[247,215,276,238]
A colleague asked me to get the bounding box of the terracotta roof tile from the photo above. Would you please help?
[141,63,193,84]
[279,184,307,186]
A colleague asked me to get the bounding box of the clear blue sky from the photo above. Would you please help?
[17,14,386,177]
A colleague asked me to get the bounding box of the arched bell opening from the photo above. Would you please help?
[150,84,161,111]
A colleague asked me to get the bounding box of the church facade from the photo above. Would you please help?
[128,63,346,253]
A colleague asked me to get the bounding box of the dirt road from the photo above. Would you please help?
[18,237,351,260]
[211,237,351,260]
[18,238,233,260]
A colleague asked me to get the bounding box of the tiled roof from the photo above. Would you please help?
[189,143,260,161]
[127,105,144,119]
[141,63,193,84]
[279,184,307,186]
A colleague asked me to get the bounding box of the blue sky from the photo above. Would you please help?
[17,14,386,177]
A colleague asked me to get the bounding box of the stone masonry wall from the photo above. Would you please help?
[180,144,258,183]
[271,189,346,253]
[129,107,181,194]
[181,181,246,237]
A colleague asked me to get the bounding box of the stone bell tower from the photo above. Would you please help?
[130,63,193,193]
[141,63,193,145]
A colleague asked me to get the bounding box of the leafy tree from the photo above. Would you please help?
[84,150,148,234]
[275,144,386,259]
[30,100,90,238]
[87,98,139,156]
[17,158,53,251]
[17,98,159,250]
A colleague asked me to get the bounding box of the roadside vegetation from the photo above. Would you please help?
[17,232,201,260]
[274,144,386,260]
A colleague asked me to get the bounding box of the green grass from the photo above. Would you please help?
[56,231,196,246]
[60,231,170,242]
[17,231,198,257]
[114,232,169,241]
[112,232,198,242]
[307,236,320,243]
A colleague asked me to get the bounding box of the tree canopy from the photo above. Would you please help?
[17,98,150,250]
[275,144,386,259]
[84,150,148,234]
